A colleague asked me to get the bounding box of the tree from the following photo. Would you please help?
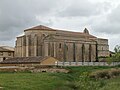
[114,45,120,53]
[113,45,120,61]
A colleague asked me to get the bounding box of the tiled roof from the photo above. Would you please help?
[57,31,96,38]
[0,56,48,64]
[24,25,96,38]
[24,25,56,31]
[1,46,14,51]
[0,47,14,52]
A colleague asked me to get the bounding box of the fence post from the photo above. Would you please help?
[93,62,95,66]
[98,61,100,66]
[115,62,117,66]
[88,62,89,66]
[69,61,71,66]
[63,62,64,66]
[76,61,78,66]
[103,62,105,66]
[57,61,58,66]
[82,62,84,66]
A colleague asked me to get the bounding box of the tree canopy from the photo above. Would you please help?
[114,45,120,53]
[113,45,120,61]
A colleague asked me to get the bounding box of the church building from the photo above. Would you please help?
[15,25,109,62]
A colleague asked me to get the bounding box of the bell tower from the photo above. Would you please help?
[84,28,89,34]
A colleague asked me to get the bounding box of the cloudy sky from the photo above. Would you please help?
[0,0,120,51]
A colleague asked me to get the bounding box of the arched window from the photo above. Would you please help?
[59,43,62,49]
[3,57,6,60]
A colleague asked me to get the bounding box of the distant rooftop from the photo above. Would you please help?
[0,56,55,64]
[0,46,14,52]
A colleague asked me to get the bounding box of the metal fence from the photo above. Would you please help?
[55,61,120,66]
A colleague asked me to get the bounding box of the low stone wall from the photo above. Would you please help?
[0,64,41,67]
[55,62,120,66]
[30,68,69,73]
[0,65,69,73]
[0,66,33,72]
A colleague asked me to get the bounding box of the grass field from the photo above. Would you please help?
[0,66,120,90]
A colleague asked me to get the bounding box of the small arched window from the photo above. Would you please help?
[3,57,6,60]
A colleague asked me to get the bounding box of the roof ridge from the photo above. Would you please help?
[0,47,14,52]
[24,25,54,31]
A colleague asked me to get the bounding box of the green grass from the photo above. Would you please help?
[0,72,70,90]
[0,66,120,90]
[99,77,120,90]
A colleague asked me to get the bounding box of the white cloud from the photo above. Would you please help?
[57,0,112,17]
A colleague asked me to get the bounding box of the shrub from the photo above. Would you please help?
[90,70,110,79]
[109,69,120,78]
[89,68,120,79]
[75,72,105,90]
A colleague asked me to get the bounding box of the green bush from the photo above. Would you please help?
[110,53,120,62]
[89,68,120,79]
[90,70,110,79]
[109,69,120,78]
[75,72,105,90]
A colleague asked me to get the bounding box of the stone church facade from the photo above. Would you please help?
[15,25,109,62]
